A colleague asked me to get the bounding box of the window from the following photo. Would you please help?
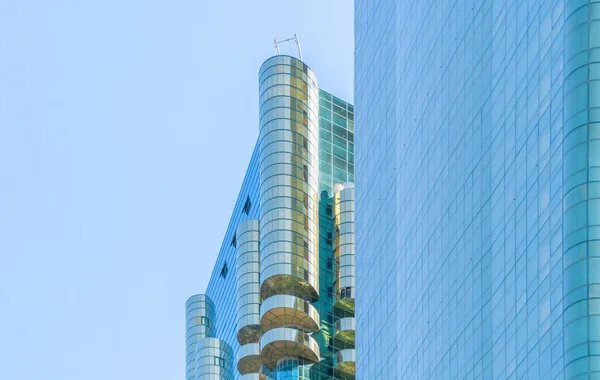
[243,196,251,215]
[341,287,352,299]
[200,316,210,327]
[327,258,333,270]
[214,356,225,368]
[327,286,333,298]
[326,232,333,245]
[326,205,332,216]
[303,241,309,259]
[220,263,228,278]
[303,164,308,181]
[333,124,347,139]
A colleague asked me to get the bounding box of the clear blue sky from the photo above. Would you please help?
[0,1,353,379]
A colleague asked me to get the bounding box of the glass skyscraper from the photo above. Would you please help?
[185,55,356,380]
[355,0,599,379]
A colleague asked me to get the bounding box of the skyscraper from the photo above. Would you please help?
[186,55,356,379]
[355,0,599,379]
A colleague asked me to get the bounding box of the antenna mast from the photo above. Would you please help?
[274,34,303,61]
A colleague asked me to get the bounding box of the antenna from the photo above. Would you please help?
[274,39,280,55]
[274,34,303,61]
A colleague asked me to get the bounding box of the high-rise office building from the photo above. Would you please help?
[355,0,599,379]
[185,55,356,379]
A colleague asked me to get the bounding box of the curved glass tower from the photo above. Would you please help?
[259,56,321,303]
[236,219,261,346]
[195,338,234,379]
[185,294,233,380]
[235,219,262,377]
[258,55,321,373]
[562,2,600,378]
[185,295,215,380]
[332,183,355,379]
[333,183,355,313]
[185,54,355,380]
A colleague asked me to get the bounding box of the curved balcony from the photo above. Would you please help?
[260,294,320,333]
[259,327,320,370]
[334,349,356,379]
[260,269,319,302]
[334,317,355,344]
[237,343,262,375]
[237,324,262,347]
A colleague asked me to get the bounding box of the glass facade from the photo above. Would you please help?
[186,55,355,379]
[355,0,599,379]
[318,90,355,193]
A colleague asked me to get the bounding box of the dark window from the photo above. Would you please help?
[341,287,352,299]
[200,316,210,327]
[327,258,333,270]
[326,232,333,245]
[303,241,309,259]
[303,137,308,150]
[327,286,333,298]
[220,263,228,278]
[303,164,308,181]
[214,356,225,368]
[326,205,332,216]
[243,196,251,215]
[231,235,236,248]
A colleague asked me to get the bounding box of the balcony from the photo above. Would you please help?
[334,317,355,345]
[334,349,356,379]
[260,294,320,333]
[259,327,320,370]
